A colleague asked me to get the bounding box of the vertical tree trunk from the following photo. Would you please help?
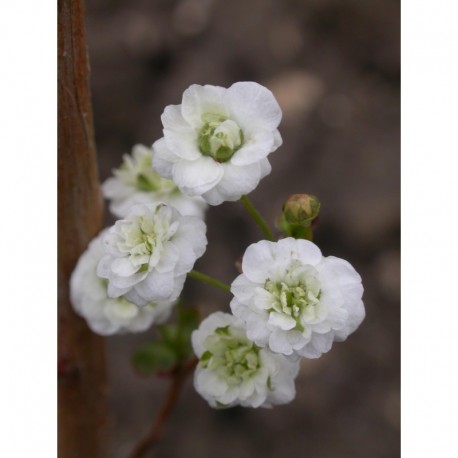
[58,0,108,456]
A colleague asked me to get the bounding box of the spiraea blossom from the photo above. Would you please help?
[101,144,207,219]
[152,82,283,205]
[230,238,365,359]
[192,312,299,408]
[70,231,175,335]
[97,203,207,307]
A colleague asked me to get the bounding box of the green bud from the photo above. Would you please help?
[198,116,243,162]
[278,194,320,241]
[283,194,320,225]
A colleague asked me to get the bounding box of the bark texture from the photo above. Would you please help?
[58,0,108,456]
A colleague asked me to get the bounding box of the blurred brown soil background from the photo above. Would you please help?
[86,0,400,456]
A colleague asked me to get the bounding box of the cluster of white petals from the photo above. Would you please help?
[192,312,299,408]
[70,232,174,335]
[70,80,366,413]
[152,82,282,205]
[230,238,365,359]
[97,203,207,307]
[102,144,207,219]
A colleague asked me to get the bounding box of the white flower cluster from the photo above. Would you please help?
[192,237,364,409]
[71,142,210,334]
[70,202,207,333]
[70,81,365,412]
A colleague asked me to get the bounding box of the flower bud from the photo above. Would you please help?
[282,194,320,225]
[278,194,320,240]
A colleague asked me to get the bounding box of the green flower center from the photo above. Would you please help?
[116,206,177,270]
[201,326,261,386]
[265,271,321,332]
[116,149,178,193]
[198,114,244,162]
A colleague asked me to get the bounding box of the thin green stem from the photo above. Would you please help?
[188,270,231,292]
[240,195,275,241]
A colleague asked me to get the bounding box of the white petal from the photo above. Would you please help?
[133,270,176,302]
[274,237,322,267]
[225,81,282,131]
[267,355,298,405]
[334,300,365,341]
[88,319,120,336]
[253,288,276,311]
[162,103,201,160]
[195,368,227,397]
[268,330,294,355]
[161,104,191,131]
[123,288,149,307]
[163,128,201,161]
[287,330,307,350]
[239,379,256,400]
[245,387,268,408]
[181,84,228,127]
[214,161,262,200]
[229,298,250,320]
[245,311,271,346]
[101,177,129,200]
[268,312,297,331]
[219,387,240,405]
[155,243,179,274]
[259,158,272,179]
[242,240,275,283]
[107,282,131,299]
[152,137,178,179]
[298,332,334,359]
[172,156,224,196]
[319,256,363,291]
[110,257,140,277]
[230,274,256,302]
[200,186,228,206]
[192,312,237,356]
[109,269,148,290]
[230,130,276,166]
[173,216,208,259]
[273,129,283,149]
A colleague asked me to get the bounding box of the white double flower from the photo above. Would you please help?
[102,144,207,219]
[152,82,283,205]
[192,312,299,408]
[70,231,175,335]
[230,238,365,359]
[97,203,207,307]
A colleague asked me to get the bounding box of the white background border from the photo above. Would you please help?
[402,0,458,456]
[1,0,458,456]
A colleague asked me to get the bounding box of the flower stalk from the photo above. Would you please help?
[240,195,275,241]
[129,358,198,458]
[188,270,231,292]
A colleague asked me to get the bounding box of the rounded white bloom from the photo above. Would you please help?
[152,82,283,205]
[102,144,207,219]
[192,312,299,409]
[70,231,175,335]
[97,203,207,307]
[230,238,365,359]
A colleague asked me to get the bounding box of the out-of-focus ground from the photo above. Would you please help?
[86,0,400,456]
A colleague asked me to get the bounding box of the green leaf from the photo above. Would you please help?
[132,341,178,376]
[158,324,179,346]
